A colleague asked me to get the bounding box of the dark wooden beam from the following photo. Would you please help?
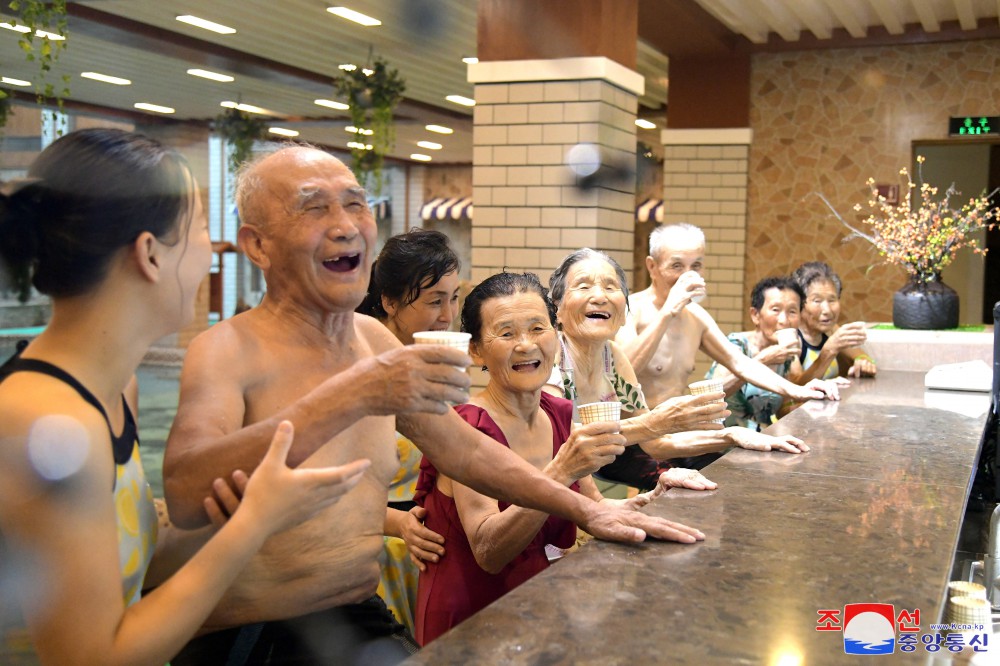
[637,0,748,58]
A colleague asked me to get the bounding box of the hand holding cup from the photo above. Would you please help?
[412,331,472,405]
[688,379,726,424]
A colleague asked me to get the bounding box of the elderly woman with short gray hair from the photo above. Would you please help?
[545,248,809,489]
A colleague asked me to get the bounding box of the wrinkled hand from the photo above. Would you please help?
[658,467,719,491]
[847,357,877,377]
[238,421,371,534]
[204,469,249,528]
[552,422,626,482]
[805,378,841,401]
[399,506,445,571]
[663,270,706,316]
[354,345,471,416]
[647,393,727,435]
[581,503,705,544]
[827,322,867,353]
[755,340,799,366]
[784,379,831,402]
[727,427,809,453]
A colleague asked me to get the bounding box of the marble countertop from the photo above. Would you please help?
[406,372,991,665]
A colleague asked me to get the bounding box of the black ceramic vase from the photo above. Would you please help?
[892,279,959,329]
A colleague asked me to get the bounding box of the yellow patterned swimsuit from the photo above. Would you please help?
[1,353,157,662]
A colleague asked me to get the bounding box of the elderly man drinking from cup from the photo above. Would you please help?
[707,276,837,431]
[790,261,875,382]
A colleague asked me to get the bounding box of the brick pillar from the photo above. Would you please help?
[661,127,752,339]
[469,57,643,287]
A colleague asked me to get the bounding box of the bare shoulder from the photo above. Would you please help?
[355,313,402,355]
[0,374,113,503]
[628,288,655,313]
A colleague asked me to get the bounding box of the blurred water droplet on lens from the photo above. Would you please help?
[565,143,602,178]
[27,414,91,481]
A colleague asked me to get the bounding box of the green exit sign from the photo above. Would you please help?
[949,116,999,136]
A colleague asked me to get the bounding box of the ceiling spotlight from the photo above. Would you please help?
[134,103,175,114]
[410,154,432,162]
[345,126,374,135]
[269,127,300,137]
[347,141,373,150]
[416,141,442,150]
[425,124,453,134]
[187,69,234,82]
[0,22,31,33]
[326,7,381,27]
[1,76,31,86]
[445,95,475,107]
[462,57,479,64]
[635,119,656,130]
[176,15,236,34]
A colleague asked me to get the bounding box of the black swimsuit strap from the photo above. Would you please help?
[0,345,137,466]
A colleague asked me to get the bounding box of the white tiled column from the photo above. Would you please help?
[468,57,643,288]
[661,128,752,335]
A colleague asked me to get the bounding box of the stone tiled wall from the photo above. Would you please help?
[747,39,1000,327]
[661,142,749,335]
[471,79,637,287]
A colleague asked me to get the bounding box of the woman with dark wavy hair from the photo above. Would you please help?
[0,129,368,665]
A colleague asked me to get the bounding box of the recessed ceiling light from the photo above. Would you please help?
[176,15,236,34]
[0,22,31,34]
[347,141,373,150]
[338,64,357,71]
[314,99,349,110]
[410,154,432,162]
[446,95,475,107]
[635,119,656,130]
[134,102,175,114]
[425,124,453,134]
[416,140,442,150]
[187,68,234,82]
[345,126,373,135]
[1,76,31,86]
[81,72,131,86]
[269,127,300,137]
[1,23,64,39]
[326,7,381,27]
[220,101,273,115]
[35,29,64,40]
[462,57,479,64]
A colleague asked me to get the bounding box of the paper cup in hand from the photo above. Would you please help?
[688,378,726,424]
[412,331,471,353]
[775,327,800,349]
[412,331,472,404]
[577,401,621,425]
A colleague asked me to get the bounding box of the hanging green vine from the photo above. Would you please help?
[332,55,405,195]
[214,107,268,176]
[0,91,12,138]
[8,0,70,121]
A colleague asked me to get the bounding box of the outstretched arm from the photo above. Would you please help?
[699,315,824,402]
[164,322,470,528]
[399,412,705,545]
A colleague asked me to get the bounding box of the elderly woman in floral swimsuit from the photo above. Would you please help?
[544,248,736,490]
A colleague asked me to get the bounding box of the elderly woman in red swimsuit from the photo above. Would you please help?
[413,272,705,644]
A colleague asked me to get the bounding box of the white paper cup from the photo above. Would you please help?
[412,331,471,353]
[577,401,622,425]
[688,378,726,424]
[412,331,472,404]
[775,327,799,348]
